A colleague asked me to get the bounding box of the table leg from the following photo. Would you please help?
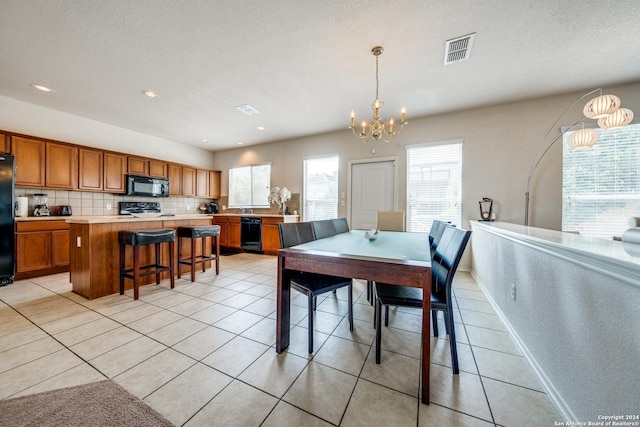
[421,271,431,404]
[276,254,291,353]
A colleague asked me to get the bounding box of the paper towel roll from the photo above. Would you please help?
[15,196,28,217]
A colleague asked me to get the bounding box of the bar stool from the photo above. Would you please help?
[177,225,221,282]
[119,229,176,300]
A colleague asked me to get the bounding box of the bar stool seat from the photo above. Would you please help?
[119,229,176,300]
[177,225,220,282]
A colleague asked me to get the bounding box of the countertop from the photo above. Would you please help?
[211,213,299,218]
[16,213,300,223]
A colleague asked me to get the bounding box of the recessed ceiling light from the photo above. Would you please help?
[256,126,265,131]
[142,90,159,98]
[237,142,244,145]
[31,84,53,93]
[236,104,259,115]
[201,139,208,142]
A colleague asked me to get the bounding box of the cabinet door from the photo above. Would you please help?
[46,142,77,189]
[182,167,196,197]
[209,170,221,199]
[104,152,126,193]
[16,231,52,272]
[1,132,8,152]
[168,163,182,195]
[228,217,241,249]
[128,157,148,175]
[196,169,209,197]
[212,217,229,246]
[261,218,283,254]
[78,148,103,191]
[11,136,45,187]
[149,160,167,178]
[52,230,70,267]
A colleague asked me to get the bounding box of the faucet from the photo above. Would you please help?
[240,207,246,214]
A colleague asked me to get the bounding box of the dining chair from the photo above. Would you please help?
[373,226,471,373]
[377,211,405,231]
[311,219,337,239]
[278,222,354,353]
[332,218,350,234]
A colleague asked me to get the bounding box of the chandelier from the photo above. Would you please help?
[349,46,406,142]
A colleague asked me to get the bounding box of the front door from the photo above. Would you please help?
[349,159,396,229]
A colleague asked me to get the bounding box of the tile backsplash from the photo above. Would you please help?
[15,188,214,217]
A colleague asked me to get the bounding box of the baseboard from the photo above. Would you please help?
[470,270,577,423]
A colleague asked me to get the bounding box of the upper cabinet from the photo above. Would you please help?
[182,166,196,197]
[168,163,182,195]
[209,170,221,199]
[104,152,126,193]
[45,142,77,189]
[12,136,46,187]
[149,160,167,178]
[127,157,148,176]
[196,169,209,197]
[78,148,104,191]
[1,132,8,152]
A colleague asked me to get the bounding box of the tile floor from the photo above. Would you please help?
[0,253,561,426]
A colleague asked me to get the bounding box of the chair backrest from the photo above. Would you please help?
[332,218,350,234]
[377,211,405,231]
[312,219,337,239]
[279,222,317,248]
[429,220,451,257]
[431,226,471,297]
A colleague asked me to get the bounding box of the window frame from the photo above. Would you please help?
[228,162,271,208]
[302,154,339,221]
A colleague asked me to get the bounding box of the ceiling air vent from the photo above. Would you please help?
[444,33,476,65]
[236,104,259,115]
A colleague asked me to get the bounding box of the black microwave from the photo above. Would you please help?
[126,174,170,197]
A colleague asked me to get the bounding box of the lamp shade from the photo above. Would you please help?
[583,94,620,119]
[567,128,599,149]
[598,108,634,129]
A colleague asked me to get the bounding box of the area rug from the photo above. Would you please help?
[0,380,174,427]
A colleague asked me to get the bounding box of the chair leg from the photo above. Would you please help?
[119,243,125,295]
[155,243,161,284]
[190,236,197,282]
[133,246,140,300]
[213,235,220,275]
[367,281,373,305]
[177,237,183,279]
[308,293,314,354]
[384,305,389,327]
[432,310,439,337]
[168,241,175,289]
[348,282,353,331]
[201,237,206,273]
[446,308,459,374]
[375,296,382,364]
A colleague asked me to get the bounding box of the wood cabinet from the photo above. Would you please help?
[104,152,126,193]
[1,132,8,152]
[11,136,45,187]
[228,216,241,249]
[211,216,229,247]
[261,217,283,254]
[196,169,209,197]
[209,170,221,199]
[168,163,182,195]
[78,148,104,191]
[46,142,77,189]
[15,220,70,279]
[127,157,148,175]
[182,166,196,197]
[149,160,167,178]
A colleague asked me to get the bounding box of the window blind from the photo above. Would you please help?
[563,123,640,238]
[303,156,339,221]
[228,164,271,208]
[406,141,462,232]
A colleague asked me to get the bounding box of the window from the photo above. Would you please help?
[303,156,339,221]
[562,122,640,238]
[228,163,271,208]
[406,140,462,232]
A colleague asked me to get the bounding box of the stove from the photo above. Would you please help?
[119,201,162,215]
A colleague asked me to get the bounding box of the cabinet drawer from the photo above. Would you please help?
[16,221,70,232]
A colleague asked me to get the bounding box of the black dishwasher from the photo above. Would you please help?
[241,217,262,252]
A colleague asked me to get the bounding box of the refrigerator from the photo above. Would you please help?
[0,153,15,285]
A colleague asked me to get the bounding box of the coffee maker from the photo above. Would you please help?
[206,202,218,214]
[33,193,50,216]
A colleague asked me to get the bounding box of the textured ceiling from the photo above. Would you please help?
[1,0,639,151]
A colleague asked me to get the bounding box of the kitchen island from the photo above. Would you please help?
[67,214,214,299]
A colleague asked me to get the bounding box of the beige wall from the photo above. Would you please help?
[213,81,640,233]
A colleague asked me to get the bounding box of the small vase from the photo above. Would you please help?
[279,203,286,215]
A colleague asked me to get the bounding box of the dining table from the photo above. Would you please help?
[276,229,433,404]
